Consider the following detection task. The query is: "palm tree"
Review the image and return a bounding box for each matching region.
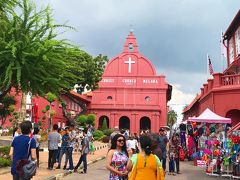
[167,110,178,128]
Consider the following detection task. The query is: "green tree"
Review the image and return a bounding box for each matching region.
[101,118,108,130]
[0,0,108,125]
[0,0,105,100]
[86,114,96,125]
[0,95,16,125]
[75,54,108,93]
[167,110,178,128]
[77,115,87,127]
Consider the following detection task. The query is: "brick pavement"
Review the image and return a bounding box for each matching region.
[0,142,108,180]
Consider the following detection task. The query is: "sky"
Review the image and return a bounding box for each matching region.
[35,0,239,122]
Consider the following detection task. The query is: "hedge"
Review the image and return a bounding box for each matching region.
[0,157,11,167]
[0,146,10,155]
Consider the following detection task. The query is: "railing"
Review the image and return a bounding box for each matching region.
[220,74,240,86]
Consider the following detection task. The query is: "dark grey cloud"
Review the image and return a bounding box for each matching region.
[36,0,239,95]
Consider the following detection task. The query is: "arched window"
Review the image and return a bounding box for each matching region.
[145,96,151,102]
[128,43,134,52]
[107,96,112,100]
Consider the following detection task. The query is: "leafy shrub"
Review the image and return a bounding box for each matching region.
[102,136,110,143]
[93,130,104,140]
[77,115,87,126]
[45,105,50,111]
[86,114,96,125]
[0,146,10,155]
[0,158,11,167]
[103,129,114,136]
[46,92,57,103]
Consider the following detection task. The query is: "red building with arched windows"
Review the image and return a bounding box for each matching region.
[88,31,172,133]
[183,10,240,129]
[1,32,171,133]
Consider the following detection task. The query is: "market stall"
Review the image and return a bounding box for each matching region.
[186,108,240,178]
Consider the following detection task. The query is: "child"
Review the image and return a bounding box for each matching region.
[169,146,176,175]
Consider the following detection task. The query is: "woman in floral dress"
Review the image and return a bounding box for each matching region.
[106,134,129,180]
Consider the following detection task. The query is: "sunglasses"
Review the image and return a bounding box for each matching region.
[117,139,125,142]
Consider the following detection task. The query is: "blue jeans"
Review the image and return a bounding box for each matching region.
[169,159,175,172]
[58,147,73,169]
[75,153,87,172]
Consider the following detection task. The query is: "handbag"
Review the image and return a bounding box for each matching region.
[16,138,37,179]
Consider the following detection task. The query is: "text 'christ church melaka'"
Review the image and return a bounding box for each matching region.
[88,31,172,133]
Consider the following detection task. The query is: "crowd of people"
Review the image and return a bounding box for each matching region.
[8,121,95,179]
[48,124,94,173]
[106,127,182,180]
[8,121,182,180]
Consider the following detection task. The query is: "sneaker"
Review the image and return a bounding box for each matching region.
[68,169,74,173]
[63,166,66,170]
[56,166,61,169]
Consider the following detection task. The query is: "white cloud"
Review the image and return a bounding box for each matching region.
[168,84,195,124]
[168,84,195,106]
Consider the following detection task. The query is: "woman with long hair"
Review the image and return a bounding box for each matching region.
[127,135,164,180]
[106,134,129,180]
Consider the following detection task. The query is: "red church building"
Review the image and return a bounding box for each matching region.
[183,10,240,129]
[88,31,172,133]
[1,32,171,133]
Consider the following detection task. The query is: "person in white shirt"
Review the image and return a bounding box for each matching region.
[126,135,138,156]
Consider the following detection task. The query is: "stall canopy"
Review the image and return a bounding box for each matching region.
[188,108,231,124]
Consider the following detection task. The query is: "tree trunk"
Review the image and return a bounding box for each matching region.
[19,92,27,123]
[48,103,52,132]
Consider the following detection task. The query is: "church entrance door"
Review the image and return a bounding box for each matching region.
[98,115,109,129]
[140,116,151,131]
[119,116,130,130]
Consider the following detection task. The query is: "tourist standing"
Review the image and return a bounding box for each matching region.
[57,127,70,169]
[9,121,37,180]
[109,126,120,148]
[106,134,129,180]
[74,128,90,173]
[149,133,162,161]
[67,124,75,171]
[126,135,138,156]
[168,145,176,175]
[127,135,164,180]
[56,128,62,164]
[158,128,169,171]
[170,134,181,174]
[48,124,61,170]
[33,127,41,167]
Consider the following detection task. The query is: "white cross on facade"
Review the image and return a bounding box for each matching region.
[124,57,135,73]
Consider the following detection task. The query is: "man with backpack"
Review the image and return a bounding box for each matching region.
[9,121,37,180]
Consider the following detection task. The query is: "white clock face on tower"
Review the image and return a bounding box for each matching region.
[124,57,135,73]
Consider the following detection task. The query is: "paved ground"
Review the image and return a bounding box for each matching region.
[64,160,215,180]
